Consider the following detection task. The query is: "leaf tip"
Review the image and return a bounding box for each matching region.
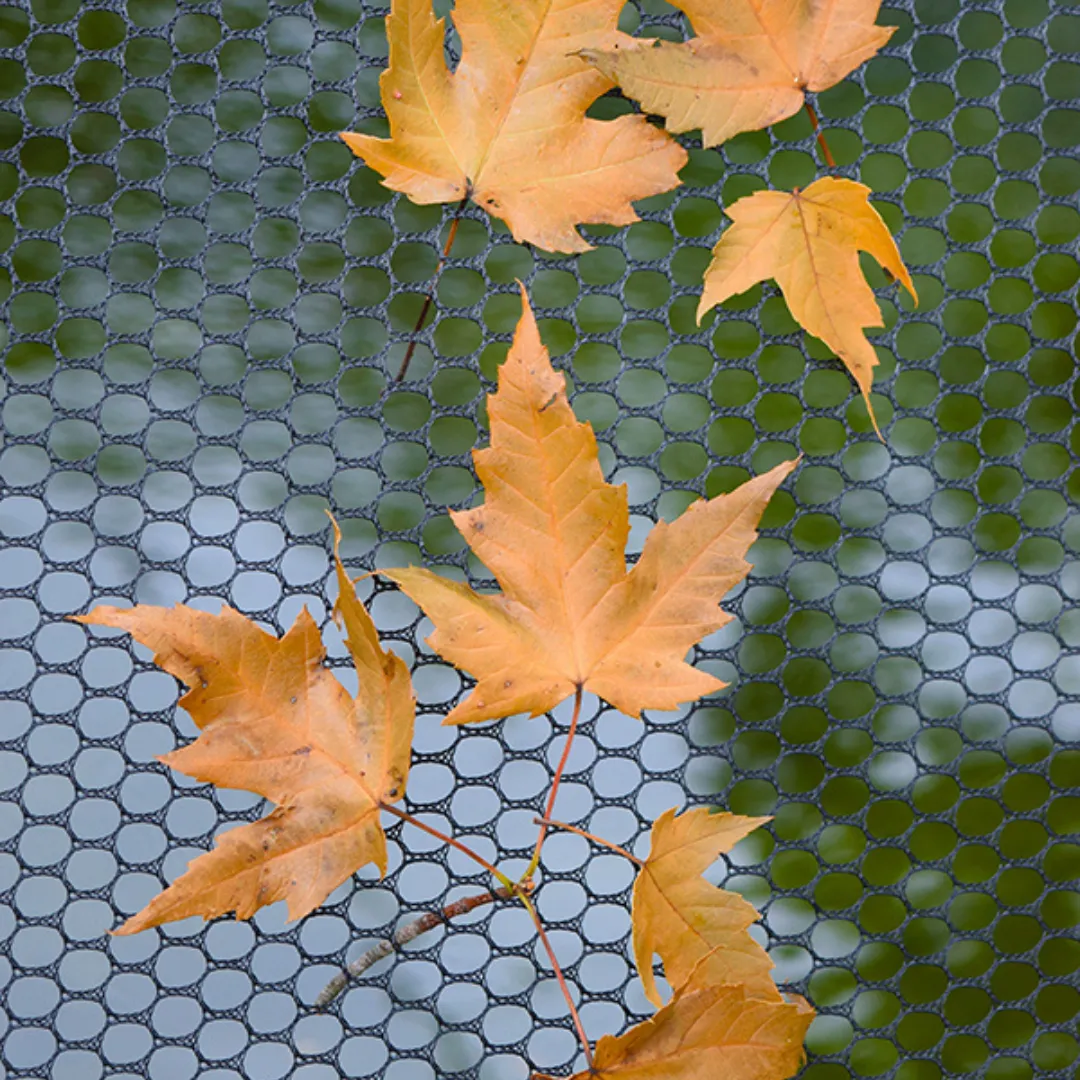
[514,278,532,314]
[338,130,364,157]
[326,508,342,543]
[111,913,146,937]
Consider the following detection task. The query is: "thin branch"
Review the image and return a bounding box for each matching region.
[533,816,644,867]
[317,886,523,1006]
[520,892,594,1072]
[395,194,469,383]
[803,101,836,169]
[526,684,584,878]
[381,802,513,889]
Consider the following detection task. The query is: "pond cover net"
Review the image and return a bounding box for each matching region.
[0,0,1079,1078]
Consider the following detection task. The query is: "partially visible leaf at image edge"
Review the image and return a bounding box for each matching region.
[385,284,798,725]
[698,177,917,436]
[580,0,893,148]
[74,528,414,933]
[340,0,687,253]
[536,981,814,1080]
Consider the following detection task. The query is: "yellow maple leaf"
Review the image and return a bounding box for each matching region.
[697,177,916,436]
[339,0,687,253]
[633,807,778,1009]
[74,527,414,933]
[580,0,893,148]
[536,982,814,1080]
[384,285,797,725]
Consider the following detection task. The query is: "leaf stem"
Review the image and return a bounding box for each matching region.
[381,802,513,890]
[525,685,584,878]
[804,101,836,169]
[316,885,523,1006]
[395,194,469,383]
[533,816,644,867]
[520,891,594,1072]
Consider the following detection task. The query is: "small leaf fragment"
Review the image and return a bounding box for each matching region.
[536,982,814,1080]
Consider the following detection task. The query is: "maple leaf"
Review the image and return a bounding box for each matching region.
[384,285,797,725]
[74,528,414,933]
[535,982,814,1080]
[579,0,893,148]
[339,0,687,253]
[697,177,916,436]
[633,807,778,1009]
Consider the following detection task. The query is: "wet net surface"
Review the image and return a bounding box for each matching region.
[1,0,1079,1077]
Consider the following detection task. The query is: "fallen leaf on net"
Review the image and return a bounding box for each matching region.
[383,284,797,726]
[535,981,814,1080]
[339,0,687,253]
[633,807,778,1009]
[697,177,917,436]
[74,525,414,933]
[579,0,893,148]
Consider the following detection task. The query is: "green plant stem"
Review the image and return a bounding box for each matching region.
[395,194,469,383]
[525,685,584,879]
[381,802,513,890]
[520,891,594,1072]
[804,101,836,168]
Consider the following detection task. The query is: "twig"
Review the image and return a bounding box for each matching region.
[380,802,513,890]
[803,101,836,169]
[533,816,644,867]
[526,685,584,878]
[520,891,594,1071]
[395,194,469,383]
[316,886,523,1006]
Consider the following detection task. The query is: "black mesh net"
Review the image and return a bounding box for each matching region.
[1,0,1079,1077]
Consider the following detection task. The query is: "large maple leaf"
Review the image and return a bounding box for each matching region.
[580,0,894,148]
[536,982,814,1080]
[75,530,414,932]
[633,808,778,1009]
[697,177,916,435]
[384,285,797,725]
[339,0,687,253]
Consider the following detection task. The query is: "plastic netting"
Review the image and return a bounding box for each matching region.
[1,0,1079,1077]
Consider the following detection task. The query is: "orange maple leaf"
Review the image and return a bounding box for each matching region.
[384,285,797,725]
[580,0,893,148]
[633,807,777,1009]
[340,0,687,253]
[75,528,414,933]
[697,177,917,436]
[536,982,814,1080]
